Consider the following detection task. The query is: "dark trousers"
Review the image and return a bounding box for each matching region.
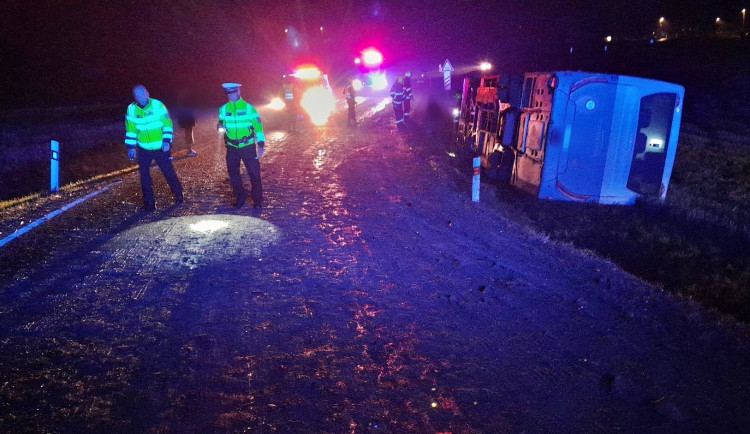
[403,98,411,117]
[347,101,356,125]
[183,126,195,151]
[393,102,404,125]
[285,104,297,131]
[137,147,183,208]
[226,145,262,206]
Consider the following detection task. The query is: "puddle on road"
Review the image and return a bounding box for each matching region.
[314,149,327,171]
[360,97,392,119]
[266,131,287,143]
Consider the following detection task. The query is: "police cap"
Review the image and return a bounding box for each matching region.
[221,83,242,93]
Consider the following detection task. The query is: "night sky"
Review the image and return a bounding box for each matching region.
[0,0,746,107]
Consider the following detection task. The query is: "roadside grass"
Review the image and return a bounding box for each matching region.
[0,104,134,201]
[490,111,750,322]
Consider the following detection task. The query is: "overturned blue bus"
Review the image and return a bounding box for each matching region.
[458,71,685,204]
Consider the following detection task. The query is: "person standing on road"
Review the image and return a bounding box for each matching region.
[217,83,266,209]
[403,71,413,122]
[125,85,183,211]
[281,75,299,133]
[343,79,357,127]
[176,88,198,157]
[390,76,406,130]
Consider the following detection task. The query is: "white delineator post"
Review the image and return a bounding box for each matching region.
[439,59,454,91]
[50,140,60,192]
[472,157,481,202]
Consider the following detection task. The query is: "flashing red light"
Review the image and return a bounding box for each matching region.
[361,48,383,67]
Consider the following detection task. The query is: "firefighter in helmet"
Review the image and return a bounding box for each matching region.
[281,74,300,132]
[217,83,266,209]
[390,76,406,130]
[403,71,413,122]
[343,79,357,127]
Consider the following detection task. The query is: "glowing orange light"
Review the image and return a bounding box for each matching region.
[294,66,322,80]
[268,97,285,110]
[301,86,336,126]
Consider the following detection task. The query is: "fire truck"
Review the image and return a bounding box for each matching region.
[457,71,685,205]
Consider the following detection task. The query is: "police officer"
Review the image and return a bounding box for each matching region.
[403,71,413,122]
[125,85,183,211]
[217,83,266,208]
[390,76,405,130]
[281,75,299,132]
[343,79,357,127]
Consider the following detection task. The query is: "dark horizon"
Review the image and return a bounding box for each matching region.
[0,0,747,108]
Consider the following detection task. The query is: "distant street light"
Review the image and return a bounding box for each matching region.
[716,17,721,24]
[480,61,492,72]
[605,35,612,42]
[743,9,746,26]
[659,17,665,25]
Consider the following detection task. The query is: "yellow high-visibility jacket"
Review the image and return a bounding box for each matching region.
[124,98,173,151]
[218,98,265,148]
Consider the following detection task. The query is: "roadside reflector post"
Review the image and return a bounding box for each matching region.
[51,140,60,193]
[439,59,454,92]
[472,157,481,202]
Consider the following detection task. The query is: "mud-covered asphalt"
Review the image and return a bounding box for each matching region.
[1,93,749,433]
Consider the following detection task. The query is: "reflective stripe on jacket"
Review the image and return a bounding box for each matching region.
[218,98,265,148]
[344,85,356,102]
[390,82,405,104]
[125,98,173,151]
[403,76,413,100]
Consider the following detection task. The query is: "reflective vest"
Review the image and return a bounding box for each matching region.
[282,83,296,101]
[218,98,266,148]
[390,82,405,104]
[124,98,173,151]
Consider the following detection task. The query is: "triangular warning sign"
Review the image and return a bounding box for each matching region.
[440,59,454,72]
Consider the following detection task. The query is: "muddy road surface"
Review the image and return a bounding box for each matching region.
[1,94,749,433]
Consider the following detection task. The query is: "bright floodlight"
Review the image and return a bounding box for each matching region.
[352,79,364,91]
[354,57,361,65]
[268,97,285,110]
[480,62,492,71]
[716,17,721,23]
[606,35,612,42]
[659,17,665,24]
[189,219,229,234]
[362,48,383,67]
[301,86,336,126]
[294,66,321,80]
[452,108,460,117]
[370,72,388,90]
